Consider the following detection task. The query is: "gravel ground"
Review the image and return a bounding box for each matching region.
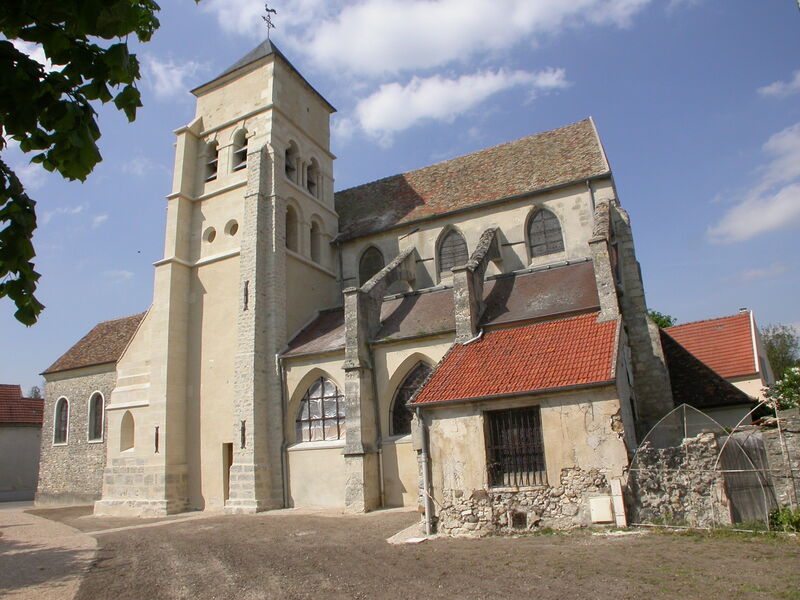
[22,507,800,600]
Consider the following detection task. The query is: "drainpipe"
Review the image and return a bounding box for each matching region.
[416,405,433,536]
[278,355,289,509]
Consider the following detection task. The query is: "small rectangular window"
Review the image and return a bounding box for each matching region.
[485,407,546,487]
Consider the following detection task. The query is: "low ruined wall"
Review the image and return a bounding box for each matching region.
[626,432,731,527]
[437,468,610,536]
[763,410,800,510]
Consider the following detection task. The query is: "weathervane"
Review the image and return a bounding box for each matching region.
[263,4,277,39]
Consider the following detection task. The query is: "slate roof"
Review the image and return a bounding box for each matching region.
[660,331,753,408]
[192,40,335,112]
[0,384,43,425]
[334,118,609,241]
[666,312,757,379]
[43,313,146,375]
[412,312,618,405]
[283,262,600,357]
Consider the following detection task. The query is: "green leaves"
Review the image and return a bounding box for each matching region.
[0,0,165,324]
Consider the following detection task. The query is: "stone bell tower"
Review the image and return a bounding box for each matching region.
[96,41,338,516]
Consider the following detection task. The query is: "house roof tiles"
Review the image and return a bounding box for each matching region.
[666,312,756,379]
[0,384,43,425]
[43,313,146,375]
[412,312,618,405]
[334,119,609,241]
[660,331,753,408]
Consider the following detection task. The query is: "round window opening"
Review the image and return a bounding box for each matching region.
[225,220,239,237]
[203,227,217,243]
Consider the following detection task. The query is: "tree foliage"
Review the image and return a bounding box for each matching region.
[761,324,800,379]
[648,310,677,329]
[27,385,42,398]
[0,1,163,325]
[765,366,800,411]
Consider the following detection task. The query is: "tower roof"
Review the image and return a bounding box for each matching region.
[192,39,335,112]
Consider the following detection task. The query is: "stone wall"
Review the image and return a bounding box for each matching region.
[436,468,610,536]
[763,410,800,510]
[36,368,115,506]
[626,432,732,528]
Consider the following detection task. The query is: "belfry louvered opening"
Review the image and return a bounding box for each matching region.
[485,406,547,487]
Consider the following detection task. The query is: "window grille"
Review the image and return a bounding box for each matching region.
[285,145,297,181]
[88,393,103,441]
[359,247,385,285]
[528,209,564,258]
[438,230,468,276]
[391,362,432,435]
[205,142,218,181]
[295,378,346,442]
[54,398,68,444]
[485,407,546,487]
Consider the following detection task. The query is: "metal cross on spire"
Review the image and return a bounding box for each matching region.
[262,4,277,39]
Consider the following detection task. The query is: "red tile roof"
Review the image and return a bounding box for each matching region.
[43,313,146,375]
[413,312,618,405]
[660,332,752,408]
[334,119,609,241]
[0,384,44,425]
[666,312,756,379]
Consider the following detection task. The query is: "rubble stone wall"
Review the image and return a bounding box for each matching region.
[436,468,610,536]
[626,432,732,527]
[763,410,800,510]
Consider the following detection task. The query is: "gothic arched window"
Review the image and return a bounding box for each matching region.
[528,208,564,258]
[54,397,68,444]
[285,205,299,252]
[391,362,432,436]
[295,378,346,442]
[438,229,468,277]
[232,129,247,171]
[359,246,385,285]
[88,392,104,442]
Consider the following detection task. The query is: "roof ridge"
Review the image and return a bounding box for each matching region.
[334,118,594,196]
[94,311,147,326]
[667,311,750,330]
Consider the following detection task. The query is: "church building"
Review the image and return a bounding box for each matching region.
[36,41,750,533]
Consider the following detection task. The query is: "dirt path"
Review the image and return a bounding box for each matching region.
[0,503,96,600]
[54,509,800,600]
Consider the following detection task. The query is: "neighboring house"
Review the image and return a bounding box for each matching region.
[37,40,755,532]
[666,310,774,401]
[0,384,44,501]
[36,314,144,506]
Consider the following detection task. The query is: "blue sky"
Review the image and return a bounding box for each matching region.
[2,0,799,393]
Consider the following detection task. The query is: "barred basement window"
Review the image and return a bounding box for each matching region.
[485,407,546,487]
[390,362,432,436]
[438,229,468,277]
[295,378,346,442]
[359,246,384,285]
[528,208,564,258]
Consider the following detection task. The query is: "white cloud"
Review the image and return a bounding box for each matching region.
[13,161,48,191]
[740,263,788,282]
[143,56,206,100]
[758,70,800,99]
[92,215,109,229]
[41,203,88,226]
[203,0,650,77]
[102,270,134,284]
[123,157,156,177]
[354,68,567,145]
[709,123,800,243]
